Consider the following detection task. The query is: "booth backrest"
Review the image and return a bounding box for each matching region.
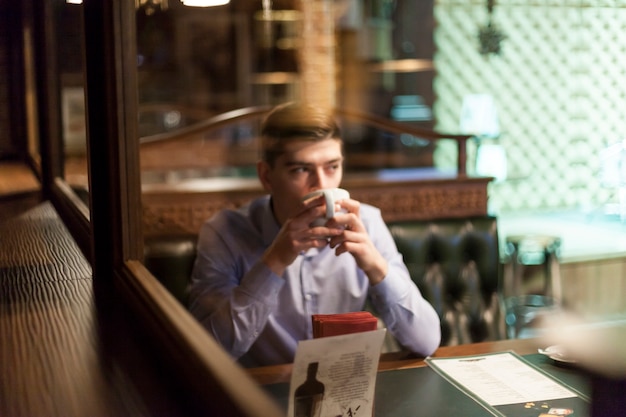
[143,216,504,347]
[388,216,503,345]
[144,234,197,306]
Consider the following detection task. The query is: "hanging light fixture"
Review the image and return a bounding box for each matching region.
[180,0,230,6]
[136,0,168,14]
[478,0,506,55]
[67,0,170,11]
[67,0,228,8]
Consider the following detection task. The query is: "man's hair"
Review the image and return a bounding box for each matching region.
[260,102,342,166]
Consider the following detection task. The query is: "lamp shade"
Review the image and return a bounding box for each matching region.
[460,94,500,138]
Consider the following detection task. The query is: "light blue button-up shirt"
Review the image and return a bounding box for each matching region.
[188,195,441,367]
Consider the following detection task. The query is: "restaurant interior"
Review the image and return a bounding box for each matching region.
[1,0,625,416]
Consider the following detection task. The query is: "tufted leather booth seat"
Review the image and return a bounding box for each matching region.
[143,234,197,306]
[143,215,504,347]
[388,216,503,346]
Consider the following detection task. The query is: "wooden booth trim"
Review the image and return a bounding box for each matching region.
[142,176,491,237]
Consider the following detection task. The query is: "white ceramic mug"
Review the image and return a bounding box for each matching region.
[302,188,350,226]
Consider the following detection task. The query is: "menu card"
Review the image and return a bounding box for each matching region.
[288,328,386,417]
[426,352,590,417]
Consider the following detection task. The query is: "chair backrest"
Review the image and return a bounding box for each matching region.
[388,216,504,346]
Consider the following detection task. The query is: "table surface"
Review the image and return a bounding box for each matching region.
[246,337,542,386]
[248,338,594,417]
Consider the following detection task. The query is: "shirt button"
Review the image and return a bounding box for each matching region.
[304,294,312,301]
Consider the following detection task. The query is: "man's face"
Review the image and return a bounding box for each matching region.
[258,138,343,224]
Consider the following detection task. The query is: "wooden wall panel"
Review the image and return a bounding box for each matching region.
[142,177,491,237]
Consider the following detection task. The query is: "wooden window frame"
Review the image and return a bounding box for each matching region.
[29,1,282,415]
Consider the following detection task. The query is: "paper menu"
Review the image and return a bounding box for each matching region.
[426,352,590,417]
[288,329,386,417]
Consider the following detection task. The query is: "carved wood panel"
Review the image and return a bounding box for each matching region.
[142,178,490,237]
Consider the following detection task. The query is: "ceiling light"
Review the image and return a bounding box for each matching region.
[180,0,230,6]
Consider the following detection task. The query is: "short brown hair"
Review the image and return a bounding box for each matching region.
[260,102,342,166]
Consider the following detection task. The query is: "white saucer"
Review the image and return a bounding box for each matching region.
[538,345,577,364]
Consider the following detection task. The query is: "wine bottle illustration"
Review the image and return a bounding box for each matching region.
[294,361,325,417]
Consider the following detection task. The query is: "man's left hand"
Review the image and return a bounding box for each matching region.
[327,198,388,285]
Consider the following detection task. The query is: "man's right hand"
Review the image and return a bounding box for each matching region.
[261,196,345,276]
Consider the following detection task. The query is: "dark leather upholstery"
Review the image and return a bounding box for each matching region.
[143,234,197,305]
[143,216,504,346]
[388,216,504,345]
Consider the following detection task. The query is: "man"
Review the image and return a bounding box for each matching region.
[188,102,441,367]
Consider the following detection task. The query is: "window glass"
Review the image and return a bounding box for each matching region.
[138,1,625,216]
[23,26,40,167]
[136,1,435,186]
[57,2,89,203]
[137,1,443,302]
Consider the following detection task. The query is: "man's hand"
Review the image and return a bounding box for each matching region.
[327,198,388,285]
[262,195,345,276]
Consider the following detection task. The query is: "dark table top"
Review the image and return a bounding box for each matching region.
[261,352,591,417]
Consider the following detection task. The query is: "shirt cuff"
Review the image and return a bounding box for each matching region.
[239,261,284,303]
[369,273,412,305]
